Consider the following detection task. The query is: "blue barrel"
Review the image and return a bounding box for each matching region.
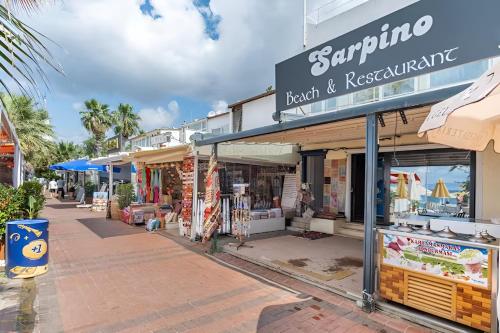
[6,219,49,279]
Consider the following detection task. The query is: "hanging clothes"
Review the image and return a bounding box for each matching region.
[146,167,151,203]
[153,169,160,203]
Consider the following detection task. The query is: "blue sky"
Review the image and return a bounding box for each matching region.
[18,0,305,143]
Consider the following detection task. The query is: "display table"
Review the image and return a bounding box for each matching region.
[378,228,498,332]
[430,218,500,238]
[247,217,285,235]
[127,203,158,224]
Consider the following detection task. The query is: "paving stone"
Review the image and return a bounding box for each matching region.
[24,199,433,333]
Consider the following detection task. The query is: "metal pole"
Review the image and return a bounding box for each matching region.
[303,0,307,49]
[109,163,113,198]
[362,113,378,312]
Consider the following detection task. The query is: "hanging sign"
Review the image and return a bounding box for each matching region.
[275,0,500,113]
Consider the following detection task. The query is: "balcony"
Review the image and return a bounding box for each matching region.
[307,0,369,25]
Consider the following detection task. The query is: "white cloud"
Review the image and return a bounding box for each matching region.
[24,0,303,106]
[72,102,82,111]
[138,100,180,131]
[211,100,228,115]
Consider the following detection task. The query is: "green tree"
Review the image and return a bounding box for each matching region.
[1,94,55,169]
[0,1,62,99]
[55,141,83,162]
[80,99,113,156]
[112,103,141,140]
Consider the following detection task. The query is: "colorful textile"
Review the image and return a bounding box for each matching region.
[146,168,151,202]
[203,154,221,242]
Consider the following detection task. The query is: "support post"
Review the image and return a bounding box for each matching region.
[108,163,113,198]
[213,143,218,160]
[13,144,22,188]
[362,113,378,312]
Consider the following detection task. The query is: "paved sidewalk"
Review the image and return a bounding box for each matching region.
[23,199,432,332]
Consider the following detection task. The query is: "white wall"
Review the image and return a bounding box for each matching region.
[306,0,418,49]
[207,112,230,134]
[476,143,500,220]
[241,94,276,131]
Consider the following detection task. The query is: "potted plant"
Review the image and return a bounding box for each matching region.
[0,184,22,261]
[4,181,49,278]
[84,182,96,205]
[116,183,135,222]
[18,181,46,219]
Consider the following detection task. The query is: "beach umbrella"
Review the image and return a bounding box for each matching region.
[418,62,500,152]
[202,153,221,243]
[431,178,451,199]
[395,173,408,199]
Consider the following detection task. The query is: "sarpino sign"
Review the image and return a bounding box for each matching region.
[275,0,500,113]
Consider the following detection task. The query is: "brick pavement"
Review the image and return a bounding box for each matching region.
[26,199,432,332]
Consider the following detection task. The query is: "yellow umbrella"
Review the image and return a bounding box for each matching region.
[431,178,451,199]
[418,62,500,152]
[395,173,408,199]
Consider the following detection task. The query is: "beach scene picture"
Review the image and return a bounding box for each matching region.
[389,164,471,216]
[383,234,489,287]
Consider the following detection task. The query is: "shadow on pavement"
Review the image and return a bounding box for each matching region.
[77,218,144,239]
[256,296,315,332]
[45,204,79,210]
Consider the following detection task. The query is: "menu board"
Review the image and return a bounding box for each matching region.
[281,174,298,209]
[382,234,489,288]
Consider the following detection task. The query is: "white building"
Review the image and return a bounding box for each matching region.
[128,128,183,150]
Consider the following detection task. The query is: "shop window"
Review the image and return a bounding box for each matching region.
[430,60,489,88]
[353,87,379,104]
[383,78,415,98]
[311,100,323,114]
[389,150,473,220]
[325,96,337,111]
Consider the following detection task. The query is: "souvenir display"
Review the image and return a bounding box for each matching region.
[220,197,231,234]
[181,156,194,235]
[203,154,221,242]
[232,189,250,240]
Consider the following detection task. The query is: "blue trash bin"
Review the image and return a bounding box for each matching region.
[6,219,49,279]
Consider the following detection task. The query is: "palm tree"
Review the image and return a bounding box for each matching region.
[82,137,97,158]
[0,94,55,168]
[0,1,62,99]
[79,99,113,156]
[55,141,83,162]
[112,103,141,139]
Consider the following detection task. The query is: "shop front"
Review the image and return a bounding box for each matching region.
[187,143,299,240]
[0,108,23,187]
[195,0,500,330]
[126,145,189,228]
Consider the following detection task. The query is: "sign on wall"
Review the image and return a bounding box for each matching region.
[275,0,500,113]
[151,133,171,146]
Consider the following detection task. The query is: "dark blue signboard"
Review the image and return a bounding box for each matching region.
[275,0,500,113]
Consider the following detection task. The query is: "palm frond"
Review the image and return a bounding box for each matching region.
[0,2,63,101]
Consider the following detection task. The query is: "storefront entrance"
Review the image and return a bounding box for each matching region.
[350,154,387,224]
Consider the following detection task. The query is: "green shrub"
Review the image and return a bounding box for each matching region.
[18,181,45,219]
[116,183,135,209]
[84,182,97,199]
[0,184,23,236]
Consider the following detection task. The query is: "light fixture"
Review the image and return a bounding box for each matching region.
[399,110,408,124]
[377,114,386,127]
